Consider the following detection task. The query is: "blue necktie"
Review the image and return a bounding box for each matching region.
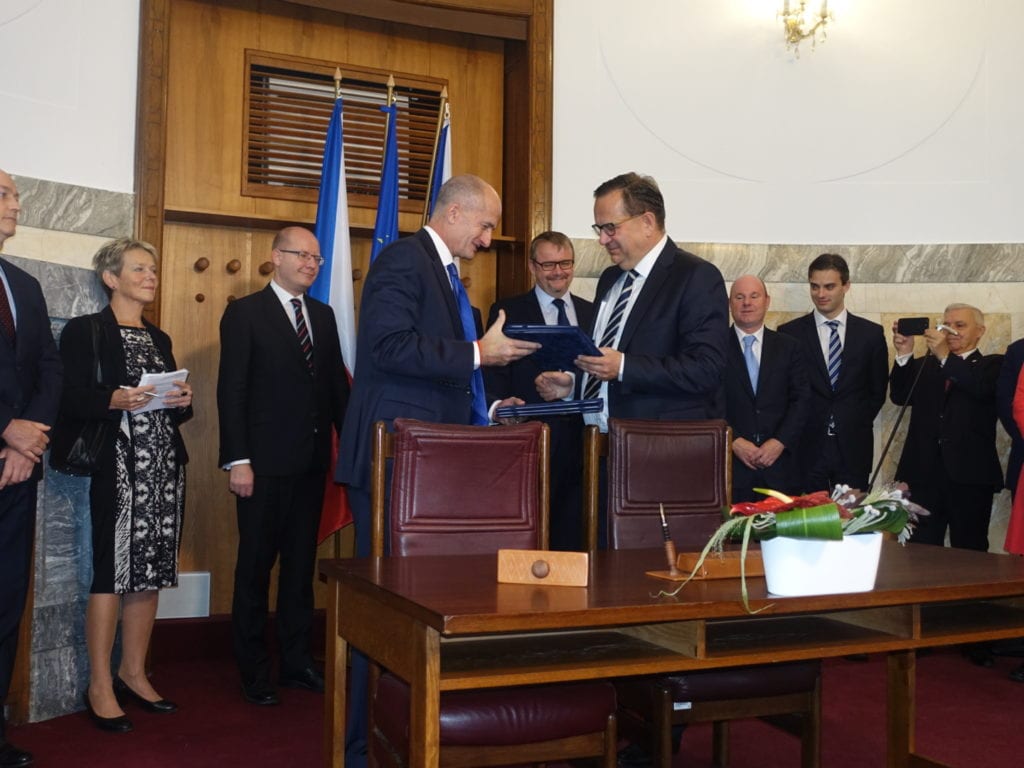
[446,263,488,425]
[825,319,842,391]
[583,269,639,401]
[552,297,570,327]
[743,334,758,392]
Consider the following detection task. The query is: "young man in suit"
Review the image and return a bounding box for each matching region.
[890,304,1003,551]
[336,175,536,767]
[0,168,62,768]
[483,231,594,550]
[778,254,888,493]
[536,172,729,427]
[217,226,350,706]
[724,275,809,502]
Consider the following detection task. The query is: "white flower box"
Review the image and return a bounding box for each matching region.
[760,531,883,596]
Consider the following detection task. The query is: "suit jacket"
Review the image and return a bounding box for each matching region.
[724,326,809,498]
[0,258,62,483]
[336,229,478,489]
[892,350,1004,491]
[483,289,594,405]
[589,238,728,420]
[997,339,1024,493]
[217,283,349,476]
[57,305,192,469]
[777,312,888,488]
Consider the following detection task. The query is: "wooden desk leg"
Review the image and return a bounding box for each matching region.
[887,650,915,768]
[325,579,347,768]
[408,626,441,768]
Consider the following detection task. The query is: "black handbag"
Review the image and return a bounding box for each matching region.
[50,316,114,476]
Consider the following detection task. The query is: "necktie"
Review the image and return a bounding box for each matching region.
[583,269,639,401]
[552,297,570,327]
[743,334,758,392]
[0,282,15,345]
[825,319,841,391]
[446,263,489,426]
[291,298,314,375]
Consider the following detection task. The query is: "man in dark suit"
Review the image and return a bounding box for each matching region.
[536,172,728,427]
[483,231,594,550]
[724,275,809,502]
[0,168,62,768]
[890,304,1003,551]
[778,254,888,493]
[217,226,349,706]
[336,175,536,767]
[997,337,1024,505]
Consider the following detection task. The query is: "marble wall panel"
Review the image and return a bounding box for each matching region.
[12,176,134,239]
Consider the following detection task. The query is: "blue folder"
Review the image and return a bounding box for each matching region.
[494,398,604,420]
[503,323,601,371]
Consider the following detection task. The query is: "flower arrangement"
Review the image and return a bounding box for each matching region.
[656,484,928,610]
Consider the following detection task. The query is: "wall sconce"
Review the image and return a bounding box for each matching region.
[779,1,833,55]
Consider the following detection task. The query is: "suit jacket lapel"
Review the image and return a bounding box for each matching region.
[527,292,547,324]
[262,285,308,371]
[419,229,464,338]
[618,240,678,351]
[800,314,830,388]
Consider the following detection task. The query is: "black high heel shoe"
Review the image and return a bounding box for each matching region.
[84,689,133,733]
[114,675,178,714]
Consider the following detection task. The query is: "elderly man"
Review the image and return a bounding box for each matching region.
[778,253,888,493]
[890,304,1003,551]
[0,168,62,768]
[484,231,594,550]
[217,226,350,705]
[724,275,809,502]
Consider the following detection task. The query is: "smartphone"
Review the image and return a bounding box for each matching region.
[896,317,929,336]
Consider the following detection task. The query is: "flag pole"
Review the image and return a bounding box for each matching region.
[422,86,449,226]
[333,66,342,100]
[381,73,396,156]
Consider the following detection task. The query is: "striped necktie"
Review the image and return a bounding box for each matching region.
[291,298,314,375]
[825,319,841,391]
[583,269,639,401]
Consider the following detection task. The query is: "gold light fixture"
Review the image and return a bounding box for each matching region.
[779,1,833,55]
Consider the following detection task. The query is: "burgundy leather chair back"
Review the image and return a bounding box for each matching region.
[608,418,731,551]
[385,418,549,556]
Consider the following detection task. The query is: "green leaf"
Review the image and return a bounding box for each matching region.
[773,503,845,540]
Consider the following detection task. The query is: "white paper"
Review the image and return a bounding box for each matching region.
[136,369,189,413]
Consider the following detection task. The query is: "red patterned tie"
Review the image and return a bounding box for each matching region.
[0,282,15,345]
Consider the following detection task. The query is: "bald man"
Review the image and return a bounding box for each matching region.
[724,275,809,502]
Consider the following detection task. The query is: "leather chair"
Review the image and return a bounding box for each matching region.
[583,418,821,768]
[368,418,617,768]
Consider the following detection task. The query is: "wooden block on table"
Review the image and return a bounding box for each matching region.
[676,550,764,579]
[497,549,589,587]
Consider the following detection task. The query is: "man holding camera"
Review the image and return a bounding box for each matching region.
[890,304,1003,551]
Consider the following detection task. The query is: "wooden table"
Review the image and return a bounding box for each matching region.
[321,544,1024,768]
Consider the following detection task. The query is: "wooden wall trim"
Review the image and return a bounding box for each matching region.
[278,0,530,40]
[135,0,171,324]
[528,0,553,241]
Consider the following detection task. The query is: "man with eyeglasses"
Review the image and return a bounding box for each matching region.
[537,172,728,430]
[483,231,594,550]
[217,225,350,707]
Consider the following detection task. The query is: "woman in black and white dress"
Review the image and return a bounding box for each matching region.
[58,237,192,732]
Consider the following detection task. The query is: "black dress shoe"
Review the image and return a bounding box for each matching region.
[279,666,325,693]
[83,690,133,733]
[242,681,280,706]
[0,741,34,768]
[113,675,178,713]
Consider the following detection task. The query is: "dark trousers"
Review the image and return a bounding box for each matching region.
[547,416,586,551]
[0,481,37,737]
[231,471,324,685]
[908,472,995,552]
[805,435,868,493]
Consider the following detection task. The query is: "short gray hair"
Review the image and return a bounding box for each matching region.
[93,237,158,296]
[944,303,984,325]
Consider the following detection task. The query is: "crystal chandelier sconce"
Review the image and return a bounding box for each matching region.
[779,0,833,55]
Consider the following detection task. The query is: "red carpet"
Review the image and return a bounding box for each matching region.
[8,649,1022,767]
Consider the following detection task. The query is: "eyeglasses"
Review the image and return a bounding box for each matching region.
[278,249,325,266]
[591,214,642,237]
[531,259,575,272]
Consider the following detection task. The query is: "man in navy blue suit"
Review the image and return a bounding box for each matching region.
[724,275,809,502]
[778,254,888,493]
[484,231,594,549]
[336,174,536,766]
[0,168,62,768]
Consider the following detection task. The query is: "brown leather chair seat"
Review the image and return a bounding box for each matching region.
[374,673,617,749]
[633,660,820,703]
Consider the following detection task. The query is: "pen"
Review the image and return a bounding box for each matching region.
[119,386,160,397]
[936,324,961,337]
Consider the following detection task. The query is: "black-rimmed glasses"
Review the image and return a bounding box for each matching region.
[591,214,641,237]
[531,259,575,272]
[278,249,325,266]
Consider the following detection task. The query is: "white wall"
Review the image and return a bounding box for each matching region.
[553,0,1024,244]
[0,0,139,192]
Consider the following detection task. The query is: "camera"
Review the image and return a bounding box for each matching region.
[896,317,929,336]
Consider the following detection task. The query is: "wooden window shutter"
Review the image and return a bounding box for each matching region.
[243,50,446,212]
